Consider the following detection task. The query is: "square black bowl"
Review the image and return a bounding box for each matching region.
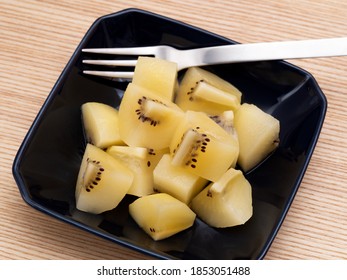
[12,8,327,259]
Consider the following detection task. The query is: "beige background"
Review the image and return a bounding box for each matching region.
[1,0,346,259]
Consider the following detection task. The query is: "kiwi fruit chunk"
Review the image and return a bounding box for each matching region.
[170,111,239,181]
[75,144,133,214]
[153,154,208,204]
[118,83,184,149]
[129,193,196,241]
[106,145,155,197]
[234,103,280,172]
[132,56,178,101]
[191,168,253,228]
[81,102,125,149]
[175,67,242,115]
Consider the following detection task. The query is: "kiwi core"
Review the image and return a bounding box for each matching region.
[136,96,168,127]
[172,128,210,168]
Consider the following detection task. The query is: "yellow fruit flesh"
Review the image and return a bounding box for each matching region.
[191,168,252,228]
[106,146,154,197]
[234,103,280,172]
[129,193,196,241]
[75,144,133,214]
[170,111,239,181]
[153,154,208,204]
[209,110,237,138]
[82,102,124,148]
[147,147,169,168]
[118,83,184,149]
[179,80,240,114]
[175,67,242,114]
[132,56,177,101]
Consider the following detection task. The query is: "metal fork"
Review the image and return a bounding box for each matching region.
[82,37,347,79]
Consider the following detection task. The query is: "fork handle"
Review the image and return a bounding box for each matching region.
[187,37,347,67]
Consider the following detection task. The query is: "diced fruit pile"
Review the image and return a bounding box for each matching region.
[75,56,280,241]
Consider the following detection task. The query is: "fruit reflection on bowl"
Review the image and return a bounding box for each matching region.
[12,8,327,259]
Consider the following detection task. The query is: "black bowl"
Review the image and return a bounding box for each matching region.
[12,8,327,259]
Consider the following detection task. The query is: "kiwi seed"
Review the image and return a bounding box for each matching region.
[149,228,156,233]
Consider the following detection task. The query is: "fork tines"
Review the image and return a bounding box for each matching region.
[82,48,143,79]
[82,59,137,78]
[83,59,137,67]
[82,70,135,79]
[81,46,161,79]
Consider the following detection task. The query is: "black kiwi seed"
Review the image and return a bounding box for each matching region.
[148,148,156,155]
[149,228,156,232]
[190,164,196,168]
[150,120,159,126]
[147,161,151,167]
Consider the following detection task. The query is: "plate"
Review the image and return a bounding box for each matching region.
[12,8,327,259]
